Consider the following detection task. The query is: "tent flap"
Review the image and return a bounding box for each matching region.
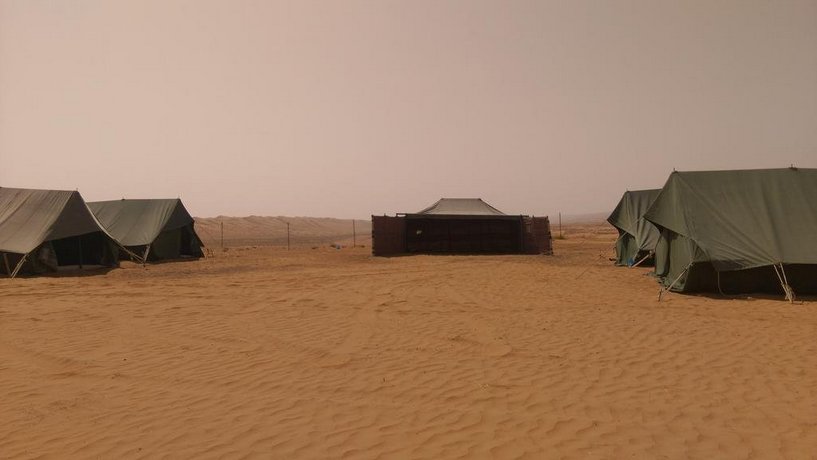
[608,189,661,265]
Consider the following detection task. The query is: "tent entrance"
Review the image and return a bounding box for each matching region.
[124,226,204,262]
[50,232,113,268]
[4,232,117,276]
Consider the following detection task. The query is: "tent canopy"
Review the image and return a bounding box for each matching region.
[608,189,661,264]
[0,187,107,255]
[88,198,196,247]
[403,198,516,219]
[644,168,817,272]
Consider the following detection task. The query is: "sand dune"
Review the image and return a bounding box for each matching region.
[1,224,816,458]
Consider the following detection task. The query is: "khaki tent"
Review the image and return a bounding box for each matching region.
[372,198,552,256]
[607,189,661,266]
[0,187,119,277]
[88,199,204,262]
[644,168,817,297]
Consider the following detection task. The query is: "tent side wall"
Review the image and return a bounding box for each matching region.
[121,224,205,261]
[614,230,638,266]
[655,228,817,294]
[613,230,655,267]
[522,216,553,255]
[373,210,552,257]
[654,228,700,291]
[405,217,522,254]
[3,231,119,275]
[372,216,406,256]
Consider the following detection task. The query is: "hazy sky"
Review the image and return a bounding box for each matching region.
[1,1,816,218]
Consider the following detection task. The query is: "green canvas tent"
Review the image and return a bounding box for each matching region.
[0,187,120,277]
[607,189,661,266]
[88,199,204,262]
[644,168,817,297]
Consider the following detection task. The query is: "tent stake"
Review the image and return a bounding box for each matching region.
[630,251,653,268]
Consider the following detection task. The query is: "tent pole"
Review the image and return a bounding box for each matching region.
[779,264,794,303]
[142,244,151,267]
[630,251,653,268]
[10,254,28,279]
[773,263,795,304]
[3,253,10,277]
[658,262,692,302]
[117,244,142,264]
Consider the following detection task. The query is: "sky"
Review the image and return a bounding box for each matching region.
[1,0,816,219]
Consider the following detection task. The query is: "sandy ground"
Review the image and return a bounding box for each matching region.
[2,225,817,459]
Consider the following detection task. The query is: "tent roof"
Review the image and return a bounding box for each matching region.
[88,198,195,247]
[408,198,507,216]
[607,189,661,251]
[643,168,817,271]
[0,187,108,255]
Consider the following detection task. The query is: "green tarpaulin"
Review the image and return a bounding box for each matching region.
[88,199,204,261]
[0,187,119,276]
[644,168,817,294]
[607,189,661,266]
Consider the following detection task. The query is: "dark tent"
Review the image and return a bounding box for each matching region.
[88,199,204,262]
[372,198,552,256]
[0,187,119,277]
[607,189,661,266]
[644,168,817,298]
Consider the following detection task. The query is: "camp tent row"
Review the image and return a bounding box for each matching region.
[610,167,817,298]
[0,187,203,278]
[372,198,552,256]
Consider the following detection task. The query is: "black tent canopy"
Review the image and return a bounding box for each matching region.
[88,199,204,262]
[0,187,119,277]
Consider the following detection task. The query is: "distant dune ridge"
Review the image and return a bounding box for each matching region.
[195,216,372,248]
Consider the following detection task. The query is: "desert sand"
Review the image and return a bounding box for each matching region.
[1,222,816,459]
